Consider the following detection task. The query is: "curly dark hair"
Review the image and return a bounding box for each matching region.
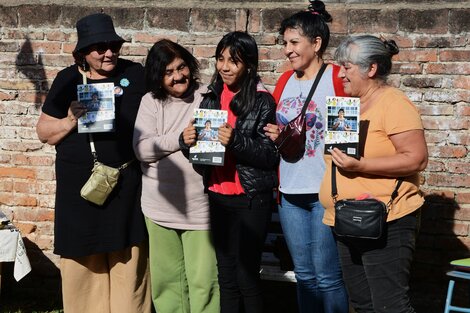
[145,39,200,100]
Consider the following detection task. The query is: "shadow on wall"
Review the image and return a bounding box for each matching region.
[411,193,469,313]
[16,36,49,109]
[0,238,62,312]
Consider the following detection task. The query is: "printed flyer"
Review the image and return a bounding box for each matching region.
[189,108,228,166]
[324,96,360,158]
[77,83,115,133]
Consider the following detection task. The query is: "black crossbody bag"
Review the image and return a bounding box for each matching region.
[332,163,403,239]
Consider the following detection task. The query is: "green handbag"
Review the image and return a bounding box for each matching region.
[80,134,133,205]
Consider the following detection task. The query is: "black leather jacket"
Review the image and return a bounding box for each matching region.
[181,82,279,198]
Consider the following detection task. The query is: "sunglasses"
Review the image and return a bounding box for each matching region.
[89,42,123,54]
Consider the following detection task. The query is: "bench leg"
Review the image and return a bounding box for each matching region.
[445,279,455,313]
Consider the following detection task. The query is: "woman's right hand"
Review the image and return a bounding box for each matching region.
[67,101,86,124]
[264,123,280,142]
[182,119,197,146]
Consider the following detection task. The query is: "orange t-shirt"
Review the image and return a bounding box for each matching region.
[320,87,425,225]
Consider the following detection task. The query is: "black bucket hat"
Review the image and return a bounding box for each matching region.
[74,13,126,53]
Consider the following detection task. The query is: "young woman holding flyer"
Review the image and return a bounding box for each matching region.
[181,31,279,313]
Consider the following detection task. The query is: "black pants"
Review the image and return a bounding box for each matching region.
[208,191,272,313]
[337,211,420,313]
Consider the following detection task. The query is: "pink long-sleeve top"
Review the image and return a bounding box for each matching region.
[133,84,210,230]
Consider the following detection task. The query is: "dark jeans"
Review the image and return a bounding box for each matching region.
[337,211,420,313]
[208,191,272,313]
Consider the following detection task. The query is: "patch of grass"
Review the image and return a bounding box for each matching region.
[0,287,63,313]
[0,263,63,313]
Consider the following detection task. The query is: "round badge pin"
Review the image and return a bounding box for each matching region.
[114,86,124,97]
[120,78,130,87]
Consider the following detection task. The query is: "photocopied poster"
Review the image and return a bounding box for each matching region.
[189,108,228,166]
[77,83,115,133]
[324,96,360,158]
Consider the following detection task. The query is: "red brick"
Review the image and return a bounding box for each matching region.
[422,118,468,131]
[32,235,54,250]
[35,168,55,181]
[452,76,470,89]
[193,46,217,58]
[447,162,470,174]
[121,45,149,57]
[3,141,43,152]
[16,222,37,234]
[417,104,453,116]
[13,181,40,194]
[20,42,62,55]
[276,60,293,74]
[415,36,466,48]
[392,63,422,75]
[0,91,17,101]
[440,50,470,62]
[426,63,470,75]
[425,160,446,172]
[402,76,443,88]
[422,189,456,200]
[427,146,467,158]
[399,9,448,34]
[134,33,177,44]
[0,79,36,90]
[456,193,470,205]
[178,35,223,46]
[191,9,235,33]
[262,8,297,33]
[395,50,438,62]
[449,9,470,34]
[45,31,72,42]
[252,34,277,46]
[18,5,61,28]
[0,168,36,179]
[427,173,470,188]
[423,90,466,103]
[329,9,348,34]
[248,9,261,33]
[456,104,470,116]
[0,181,13,192]
[235,9,248,32]
[259,46,285,61]
[14,207,53,222]
[448,132,470,146]
[17,91,48,104]
[349,9,398,33]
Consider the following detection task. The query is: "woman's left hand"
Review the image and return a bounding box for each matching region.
[263,123,280,142]
[218,123,234,146]
[330,147,361,172]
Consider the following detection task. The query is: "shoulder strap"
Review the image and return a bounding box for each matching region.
[300,63,327,116]
[331,162,403,209]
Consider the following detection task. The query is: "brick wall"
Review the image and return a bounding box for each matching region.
[0,1,469,311]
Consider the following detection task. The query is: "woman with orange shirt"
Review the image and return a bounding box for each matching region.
[319,35,428,313]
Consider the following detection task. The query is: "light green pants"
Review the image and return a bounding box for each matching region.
[145,218,220,313]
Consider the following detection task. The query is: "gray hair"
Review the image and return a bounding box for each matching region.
[334,35,399,81]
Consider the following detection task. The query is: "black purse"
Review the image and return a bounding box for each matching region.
[331,163,403,239]
[274,63,327,163]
